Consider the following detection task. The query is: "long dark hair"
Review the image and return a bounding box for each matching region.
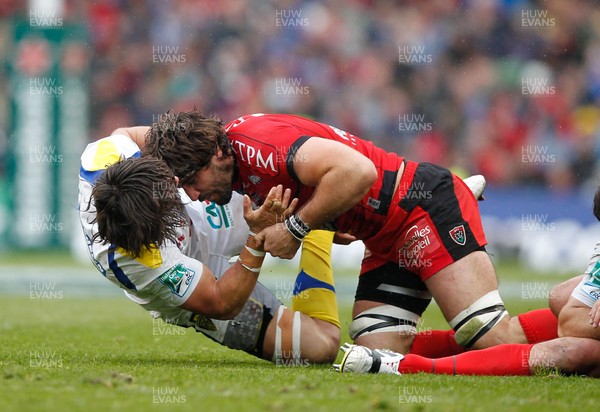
[143,110,232,185]
[91,157,184,258]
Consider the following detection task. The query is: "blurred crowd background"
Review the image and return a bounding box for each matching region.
[0,0,598,271]
[1,0,600,190]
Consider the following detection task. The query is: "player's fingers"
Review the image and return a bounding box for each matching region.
[275,184,283,200]
[254,229,266,243]
[591,303,600,328]
[242,194,252,218]
[280,188,292,209]
[283,198,299,216]
[270,185,284,211]
[333,232,357,245]
[252,233,265,249]
[263,186,277,208]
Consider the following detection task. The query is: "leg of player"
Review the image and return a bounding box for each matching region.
[261,230,340,364]
[337,336,600,377]
[557,273,600,339]
[558,297,600,339]
[549,275,583,316]
[261,307,339,365]
[408,306,558,358]
[409,267,572,358]
[336,342,532,376]
[529,337,600,376]
[351,261,433,354]
[425,250,558,349]
[409,275,563,358]
[351,251,557,355]
[351,300,418,354]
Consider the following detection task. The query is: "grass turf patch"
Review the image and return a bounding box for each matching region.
[0,295,592,412]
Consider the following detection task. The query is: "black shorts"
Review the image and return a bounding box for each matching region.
[362,161,488,281]
[355,262,433,317]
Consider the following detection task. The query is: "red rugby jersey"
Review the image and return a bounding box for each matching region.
[225,113,403,240]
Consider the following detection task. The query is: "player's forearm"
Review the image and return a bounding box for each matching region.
[296,163,376,229]
[211,236,265,319]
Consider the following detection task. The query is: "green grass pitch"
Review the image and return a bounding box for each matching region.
[0,255,592,411]
[0,289,594,412]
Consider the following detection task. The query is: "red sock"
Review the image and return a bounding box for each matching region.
[401,344,534,376]
[518,308,558,343]
[409,330,466,357]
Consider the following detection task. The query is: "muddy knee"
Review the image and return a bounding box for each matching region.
[449,291,509,348]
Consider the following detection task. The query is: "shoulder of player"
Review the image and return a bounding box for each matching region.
[80,134,141,184]
[109,240,197,287]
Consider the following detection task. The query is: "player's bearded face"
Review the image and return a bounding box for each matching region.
[182,156,234,205]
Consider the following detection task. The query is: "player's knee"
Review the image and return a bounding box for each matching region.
[355,332,415,354]
[449,290,511,348]
[304,321,340,364]
[350,304,420,353]
[548,285,564,317]
[271,308,340,365]
[462,314,526,350]
[557,318,572,338]
[322,324,341,360]
[557,309,579,338]
[350,304,417,353]
[549,280,577,317]
[556,305,597,339]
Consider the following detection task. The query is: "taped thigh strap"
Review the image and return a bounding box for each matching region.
[350,304,420,340]
[449,290,508,348]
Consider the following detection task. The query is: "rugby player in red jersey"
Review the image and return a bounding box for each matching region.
[335,187,600,377]
[144,111,561,374]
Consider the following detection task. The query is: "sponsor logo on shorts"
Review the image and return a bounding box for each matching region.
[190,313,217,331]
[587,288,600,301]
[367,197,381,210]
[157,264,195,297]
[449,225,466,246]
[399,222,436,268]
[589,260,600,287]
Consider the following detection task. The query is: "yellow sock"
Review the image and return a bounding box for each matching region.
[291,230,340,328]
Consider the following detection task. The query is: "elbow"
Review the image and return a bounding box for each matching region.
[210,301,244,320]
[354,159,377,194]
[187,296,243,320]
[365,161,378,186]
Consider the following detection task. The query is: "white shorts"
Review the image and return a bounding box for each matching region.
[571,243,600,308]
[571,273,600,308]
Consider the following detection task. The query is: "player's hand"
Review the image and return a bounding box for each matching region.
[255,223,301,259]
[243,185,298,234]
[333,232,357,245]
[590,299,600,328]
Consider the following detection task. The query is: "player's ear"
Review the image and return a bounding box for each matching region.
[174,176,180,186]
